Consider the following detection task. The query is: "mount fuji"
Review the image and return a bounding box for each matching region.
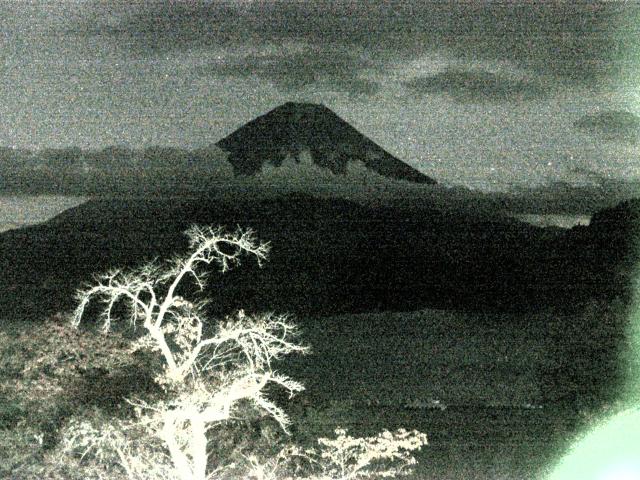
[216,102,436,185]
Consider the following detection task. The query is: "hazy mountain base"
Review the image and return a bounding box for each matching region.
[2,145,638,215]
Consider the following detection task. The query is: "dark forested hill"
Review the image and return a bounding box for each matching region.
[1,193,636,321]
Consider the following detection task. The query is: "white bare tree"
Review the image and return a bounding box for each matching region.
[59,225,428,480]
[65,225,309,480]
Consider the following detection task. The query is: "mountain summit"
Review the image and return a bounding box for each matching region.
[216,102,436,184]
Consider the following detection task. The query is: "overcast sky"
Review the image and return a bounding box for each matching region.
[1,1,639,191]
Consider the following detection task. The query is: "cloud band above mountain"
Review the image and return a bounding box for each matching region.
[403,68,547,103]
[78,0,639,91]
[194,45,379,96]
[575,111,640,144]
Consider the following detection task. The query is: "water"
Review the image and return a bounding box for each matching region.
[509,213,592,229]
[0,195,87,233]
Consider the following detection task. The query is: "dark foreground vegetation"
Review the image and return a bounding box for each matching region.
[0,281,631,478]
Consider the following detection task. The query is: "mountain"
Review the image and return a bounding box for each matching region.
[216,102,436,184]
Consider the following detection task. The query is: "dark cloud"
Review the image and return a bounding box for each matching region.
[333,78,379,97]
[79,2,401,52]
[403,68,546,103]
[574,110,640,144]
[195,46,379,96]
[567,166,609,187]
[437,2,639,87]
[78,1,640,87]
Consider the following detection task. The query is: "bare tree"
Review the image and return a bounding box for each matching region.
[60,225,427,480]
[65,226,308,480]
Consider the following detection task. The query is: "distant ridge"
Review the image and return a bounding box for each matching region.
[216,102,436,184]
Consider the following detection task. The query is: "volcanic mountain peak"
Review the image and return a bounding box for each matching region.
[216,102,436,184]
[277,101,332,114]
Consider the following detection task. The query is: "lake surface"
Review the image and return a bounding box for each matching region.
[0,195,87,233]
[509,213,592,229]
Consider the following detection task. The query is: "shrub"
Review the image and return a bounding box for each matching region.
[0,311,158,466]
[281,427,428,480]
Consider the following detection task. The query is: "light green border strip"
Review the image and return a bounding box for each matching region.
[548,200,640,479]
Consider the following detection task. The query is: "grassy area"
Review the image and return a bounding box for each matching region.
[0,299,627,479]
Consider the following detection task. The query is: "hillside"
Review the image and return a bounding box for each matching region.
[0,193,635,321]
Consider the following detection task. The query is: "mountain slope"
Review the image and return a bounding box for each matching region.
[216,102,436,184]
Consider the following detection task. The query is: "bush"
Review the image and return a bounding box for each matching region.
[0,311,161,465]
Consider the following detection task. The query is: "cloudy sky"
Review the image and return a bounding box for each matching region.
[1,0,639,191]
